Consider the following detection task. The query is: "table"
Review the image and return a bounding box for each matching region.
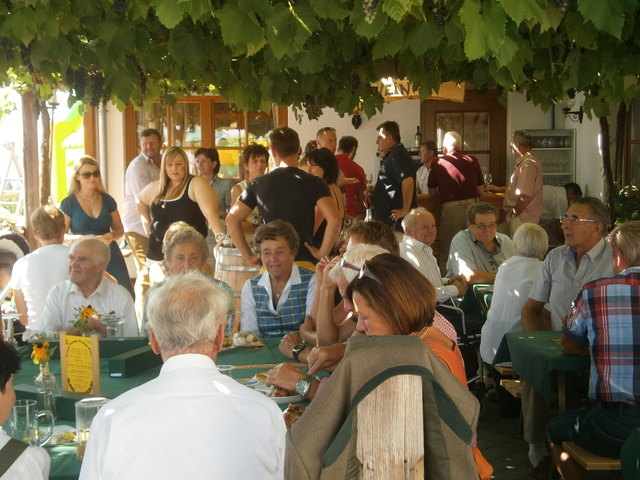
[9,338,296,480]
[493,330,589,412]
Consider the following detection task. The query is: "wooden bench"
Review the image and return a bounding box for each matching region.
[494,365,517,377]
[500,379,522,398]
[562,441,621,471]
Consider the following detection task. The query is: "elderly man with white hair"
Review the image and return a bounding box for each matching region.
[400,207,467,303]
[79,272,286,480]
[427,131,484,273]
[41,236,137,336]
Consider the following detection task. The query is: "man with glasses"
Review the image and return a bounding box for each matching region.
[520,197,614,478]
[446,202,515,284]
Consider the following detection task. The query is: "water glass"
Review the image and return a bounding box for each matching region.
[217,365,235,377]
[75,397,109,461]
[6,399,54,446]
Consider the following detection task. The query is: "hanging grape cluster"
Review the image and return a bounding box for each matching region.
[362,0,378,25]
[555,0,569,14]
[432,2,447,27]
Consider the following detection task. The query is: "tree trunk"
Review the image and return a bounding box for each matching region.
[613,103,627,184]
[599,115,615,226]
[39,101,51,205]
[21,91,39,249]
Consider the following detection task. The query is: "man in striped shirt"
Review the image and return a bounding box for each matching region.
[548,220,640,479]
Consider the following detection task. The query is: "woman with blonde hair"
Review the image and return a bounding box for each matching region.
[137,146,225,263]
[60,156,133,296]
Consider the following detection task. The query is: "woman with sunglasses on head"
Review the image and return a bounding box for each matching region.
[60,156,133,296]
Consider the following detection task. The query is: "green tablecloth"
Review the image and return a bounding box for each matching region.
[10,338,292,480]
[493,330,589,404]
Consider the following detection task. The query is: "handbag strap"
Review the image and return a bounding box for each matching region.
[0,438,29,476]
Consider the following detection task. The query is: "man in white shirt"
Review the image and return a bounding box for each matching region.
[79,272,286,480]
[0,342,50,479]
[399,207,467,302]
[11,205,68,335]
[123,128,162,323]
[416,141,437,194]
[539,182,582,246]
[41,237,137,336]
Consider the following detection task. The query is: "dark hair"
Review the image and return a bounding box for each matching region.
[241,144,269,165]
[268,127,301,158]
[194,148,221,175]
[338,136,358,154]
[254,220,300,256]
[466,202,499,224]
[140,128,162,142]
[376,121,401,143]
[345,254,436,334]
[564,182,583,198]
[347,220,400,256]
[421,140,437,153]
[306,148,340,184]
[0,341,20,393]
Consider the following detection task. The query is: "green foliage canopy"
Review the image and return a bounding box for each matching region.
[0,0,639,118]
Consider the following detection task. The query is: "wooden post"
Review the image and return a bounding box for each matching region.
[356,375,424,479]
[39,101,51,206]
[21,91,40,249]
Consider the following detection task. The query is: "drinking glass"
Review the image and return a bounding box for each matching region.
[101,313,125,338]
[75,397,109,461]
[217,365,235,377]
[7,399,54,446]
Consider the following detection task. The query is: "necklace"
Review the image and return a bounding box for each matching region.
[77,192,97,202]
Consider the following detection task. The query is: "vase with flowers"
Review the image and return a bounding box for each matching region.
[30,333,57,416]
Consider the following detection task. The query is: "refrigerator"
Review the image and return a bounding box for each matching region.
[517,129,576,186]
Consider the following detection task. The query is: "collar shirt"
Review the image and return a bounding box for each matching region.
[563,266,640,405]
[399,235,458,303]
[529,238,614,330]
[416,164,430,194]
[240,264,317,337]
[79,354,286,480]
[0,430,50,480]
[446,229,515,278]
[123,154,160,235]
[480,256,543,363]
[41,278,138,336]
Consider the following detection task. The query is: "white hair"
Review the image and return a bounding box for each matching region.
[442,131,462,150]
[401,207,434,233]
[71,236,110,265]
[329,244,389,284]
[513,223,548,260]
[147,271,228,357]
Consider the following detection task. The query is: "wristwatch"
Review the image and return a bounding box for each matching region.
[292,342,307,361]
[295,375,315,398]
[215,232,225,243]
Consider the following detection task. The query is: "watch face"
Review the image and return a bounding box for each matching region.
[295,379,309,397]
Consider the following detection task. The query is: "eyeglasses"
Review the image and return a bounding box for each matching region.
[79,170,100,179]
[472,222,498,231]
[358,262,382,284]
[339,257,360,273]
[560,215,596,224]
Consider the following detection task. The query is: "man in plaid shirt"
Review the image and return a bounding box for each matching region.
[548,220,640,480]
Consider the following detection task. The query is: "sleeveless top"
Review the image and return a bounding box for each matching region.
[249,267,314,337]
[147,177,207,260]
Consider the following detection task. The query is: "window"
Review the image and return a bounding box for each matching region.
[125,97,283,178]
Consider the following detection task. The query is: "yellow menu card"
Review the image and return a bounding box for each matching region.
[60,333,100,395]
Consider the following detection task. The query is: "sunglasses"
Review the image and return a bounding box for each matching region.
[79,170,100,179]
[339,257,382,284]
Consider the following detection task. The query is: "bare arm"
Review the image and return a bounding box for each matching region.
[230,184,243,205]
[306,196,340,260]
[14,290,27,326]
[190,176,224,236]
[101,209,125,244]
[136,181,156,236]
[476,185,485,196]
[226,201,260,265]
[466,270,497,284]
[521,298,551,331]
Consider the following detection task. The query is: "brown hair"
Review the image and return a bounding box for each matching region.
[254,220,300,256]
[194,148,220,175]
[268,127,300,158]
[346,254,436,334]
[347,221,399,256]
[31,205,65,240]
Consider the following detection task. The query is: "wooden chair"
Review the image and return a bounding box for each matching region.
[356,375,424,479]
[562,441,621,473]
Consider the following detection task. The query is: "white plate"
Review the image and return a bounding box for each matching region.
[255,385,303,404]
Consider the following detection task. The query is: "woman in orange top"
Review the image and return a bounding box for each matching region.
[345,253,492,480]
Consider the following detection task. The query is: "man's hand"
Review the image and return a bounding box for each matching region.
[307,343,346,375]
[450,278,468,296]
[278,331,302,359]
[266,363,307,392]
